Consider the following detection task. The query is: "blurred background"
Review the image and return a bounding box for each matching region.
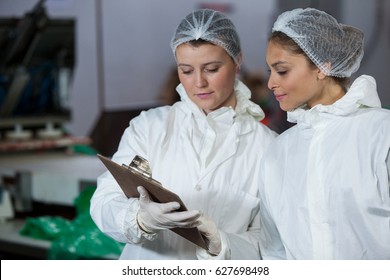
[0,0,389,259]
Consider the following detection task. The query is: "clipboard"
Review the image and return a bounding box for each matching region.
[97,154,208,250]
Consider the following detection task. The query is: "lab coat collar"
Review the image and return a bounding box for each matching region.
[234,80,265,122]
[176,79,264,135]
[287,75,381,126]
[176,79,265,122]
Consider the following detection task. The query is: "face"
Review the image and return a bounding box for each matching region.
[266,40,326,111]
[175,43,239,114]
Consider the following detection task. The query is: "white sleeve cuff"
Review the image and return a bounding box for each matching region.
[122,200,158,243]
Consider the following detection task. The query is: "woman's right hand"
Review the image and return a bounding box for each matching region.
[136,186,200,233]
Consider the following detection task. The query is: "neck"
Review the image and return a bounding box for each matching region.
[308,79,346,108]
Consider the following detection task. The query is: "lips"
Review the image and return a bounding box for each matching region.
[274,93,287,102]
[196,92,212,99]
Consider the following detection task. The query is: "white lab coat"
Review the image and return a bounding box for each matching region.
[90,80,277,259]
[258,75,390,259]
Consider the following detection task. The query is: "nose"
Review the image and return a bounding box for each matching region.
[267,73,277,91]
[195,71,207,88]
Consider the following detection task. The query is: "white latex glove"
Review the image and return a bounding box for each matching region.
[197,214,221,256]
[137,186,200,233]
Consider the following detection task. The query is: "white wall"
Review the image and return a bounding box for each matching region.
[342,0,390,107]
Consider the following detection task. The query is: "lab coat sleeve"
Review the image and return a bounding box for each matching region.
[257,158,287,260]
[387,149,390,194]
[258,197,287,259]
[225,213,263,259]
[90,112,157,244]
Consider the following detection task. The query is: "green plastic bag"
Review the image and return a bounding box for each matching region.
[20,216,71,241]
[48,213,124,260]
[69,144,98,156]
[20,186,124,259]
[74,186,97,215]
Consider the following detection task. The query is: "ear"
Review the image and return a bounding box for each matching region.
[317,69,327,80]
[317,62,331,80]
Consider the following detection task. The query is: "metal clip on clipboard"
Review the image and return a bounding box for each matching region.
[122,156,152,178]
[123,155,152,178]
[122,155,163,186]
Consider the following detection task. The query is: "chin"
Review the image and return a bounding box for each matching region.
[279,105,290,112]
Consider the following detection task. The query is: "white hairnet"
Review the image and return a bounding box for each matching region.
[170,9,241,65]
[272,8,364,77]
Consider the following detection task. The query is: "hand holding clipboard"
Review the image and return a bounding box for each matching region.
[97,154,208,250]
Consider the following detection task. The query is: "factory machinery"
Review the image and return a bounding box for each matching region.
[0,2,107,259]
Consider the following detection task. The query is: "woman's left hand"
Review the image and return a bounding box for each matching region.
[197,214,221,256]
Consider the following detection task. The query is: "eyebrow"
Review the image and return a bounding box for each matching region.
[178,61,223,67]
[270,61,289,68]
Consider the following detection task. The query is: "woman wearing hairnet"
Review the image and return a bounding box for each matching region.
[90,9,276,259]
[259,7,390,259]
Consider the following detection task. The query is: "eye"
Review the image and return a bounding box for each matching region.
[205,67,219,73]
[179,68,193,75]
[277,70,287,76]
[268,68,286,76]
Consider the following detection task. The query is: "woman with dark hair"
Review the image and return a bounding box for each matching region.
[259,7,390,259]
